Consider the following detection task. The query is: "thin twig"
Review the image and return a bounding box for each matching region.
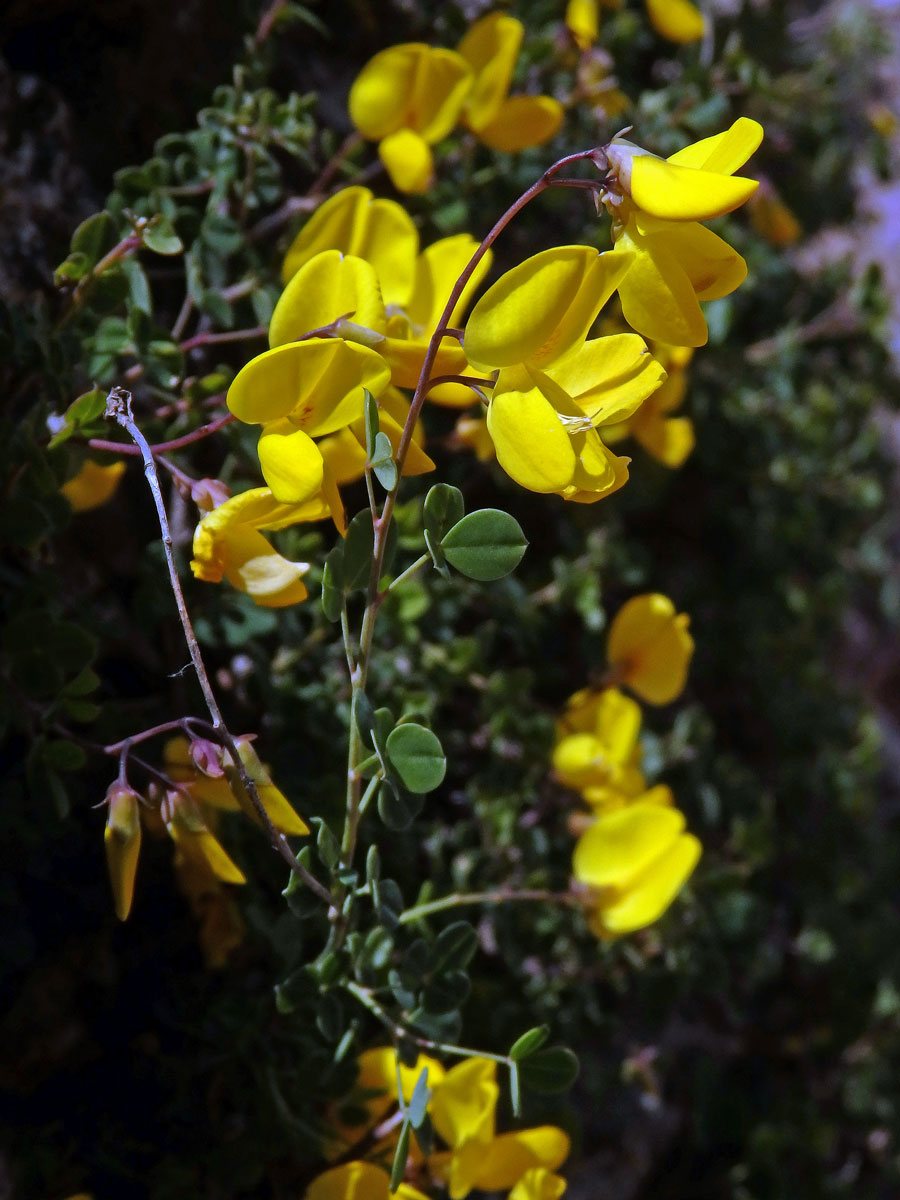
[87,410,235,457]
[104,386,334,908]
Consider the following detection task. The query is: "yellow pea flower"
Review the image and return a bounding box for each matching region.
[601,119,763,346]
[552,687,643,792]
[348,43,473,193]
[509,1167,568,1200]
[645,0,705,43]
[748,180,802,247]
[281,186,419,306]
[104,782,142,920]
[225,737,310,837]
[428,1058,570,1200]
[573,801,701,936]
[607,593,694,704]
[163,736,240,811]
[164,791,247,885]
[454,413,495,461]
[565,0,599,51]
[269,249,388,349]
[305,1162,430,1200]
[191,486,331,607]
[457,13,563,152]
[61,458,126,512]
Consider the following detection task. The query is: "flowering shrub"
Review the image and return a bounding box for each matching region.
[3,2,899,1198]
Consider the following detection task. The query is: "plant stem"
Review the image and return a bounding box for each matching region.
[104,386,334,908]
[398,888,578,925]
[88,410,234,457]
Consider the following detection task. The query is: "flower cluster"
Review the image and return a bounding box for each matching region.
[555,595,701,937]
[309,1049,569,1200]
[349,14,563,193]
[103,733,307,956]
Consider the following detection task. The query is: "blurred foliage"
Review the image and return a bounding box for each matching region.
[2,1,900,1198]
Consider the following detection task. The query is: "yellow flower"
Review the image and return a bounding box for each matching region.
[553,687,643,795]
[172,847,245,968]
[164,790,247,885]
[607,593,694,704]
[281,186,419,306]
[565,0,599,51]
[61,458,126,512]
[645,0,705,43]
[318,385,435,484]
[601,119,763,346]
[428,1058,570,1200]
[104,783,142,920]
[573,801,701,936]
[748,181,802,247]
[191,486,332,607]
[305,1161,431,1200]
[457,13,563,152]
[348,43,473,193]
[454,413,495,461]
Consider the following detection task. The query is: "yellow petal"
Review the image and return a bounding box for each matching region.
[615,231,708,347]
[407,233,491,331]
[566,0,599,50]
[541,334,666,426]
[596,831,701,934]
[749,186,802,247]
[226,738,309,836]
[487,387,576,492]
[630,155,758,221]
[269,250,386,348]
[430,1057,497,1150]
[473,1127,570,1191]
[61,459,126,512]
[219,526,309,607]
[465,246,630,370]
[318,426,368,485]
[168,812,247,885]
[458,12,522,129]
[607,593,694,704]
[509,1167,568,1200]
[634,413,695,467]
[379,128,434,194]
[229,340,389,433]
[645,0,705,43]
[281,186,419,307]
[410,47,474,142]
[379,336,471,390]
[472,95,564,153]
[305,1161,431,1200]
[257,424,325,504]
[667,117,764,175]
[104,786,142,920]
[573,802,686,888]
[349,44,424,139]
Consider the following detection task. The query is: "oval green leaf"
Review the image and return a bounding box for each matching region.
[518,1046,580,1094]
[440,508,528,581]
[385,723,446,794]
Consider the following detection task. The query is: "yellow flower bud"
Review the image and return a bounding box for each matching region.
[104,783,142,921]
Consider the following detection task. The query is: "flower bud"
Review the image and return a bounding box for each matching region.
[104,783,142,921]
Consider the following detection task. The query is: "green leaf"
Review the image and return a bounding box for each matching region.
[43,739,87,772]
[427,921,478,975]
[370,431,398,492]
[389,1120,412,1193]
[360,926,394,972]
[424,483,464,544]
[385,724,446,794]
[366,844,381,889]
[54,252,92,285]
[321,544,344,622]
[71,211,118,265]
[141,215,183,256]
[342,511,376,593]
[122,257,152,315]
[316,992,344,1042]
[440,509,528,581]
[353,690,376,745]
[311,817,339,870]
[62,667,101,697]
[422,970,470,1015]
[407,1067,431,1127]
[363,388,379,460]
[509,1025,551,1062]
[377,879,405,927]
[518,1046,579,1094]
